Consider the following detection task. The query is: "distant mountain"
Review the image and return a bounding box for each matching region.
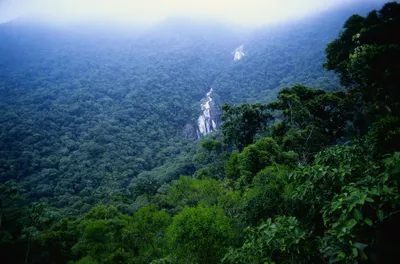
[212,0,386,104]
[0,17,239,211]
[0,1,384,212]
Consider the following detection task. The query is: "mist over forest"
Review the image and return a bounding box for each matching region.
[1,1,399,263]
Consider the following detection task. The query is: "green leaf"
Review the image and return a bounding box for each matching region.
[352,247,358,257]
[353,209,362,220]
[377,210,384,222]
[360,250,368,260]
[365,197,374,203]
[346,219,357,229]
[364,218,373,226]
[370,188,378,195]
[354,242,368,250]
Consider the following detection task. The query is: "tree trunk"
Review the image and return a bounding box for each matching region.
[25,237,31,264]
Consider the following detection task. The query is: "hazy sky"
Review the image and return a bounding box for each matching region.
[0,0,385,25]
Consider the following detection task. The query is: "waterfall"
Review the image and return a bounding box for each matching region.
[197,88,220,137]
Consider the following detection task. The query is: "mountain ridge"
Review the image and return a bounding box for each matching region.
[0,0,385,212]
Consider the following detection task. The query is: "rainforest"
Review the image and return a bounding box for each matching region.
[0,1,399,264]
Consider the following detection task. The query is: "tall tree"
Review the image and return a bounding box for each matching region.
[165,206,234,264]
[324,1,400,116]
[221,103,272,151]
[268,84,349,163]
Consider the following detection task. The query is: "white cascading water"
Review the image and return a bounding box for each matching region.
[233,45,245,61]
[198,88,217,137]
[196,45,245,137]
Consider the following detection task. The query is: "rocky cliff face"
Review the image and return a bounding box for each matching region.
[197,88,221,137]
[182,123,198,139]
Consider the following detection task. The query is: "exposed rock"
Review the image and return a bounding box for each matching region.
[182,123,198,140]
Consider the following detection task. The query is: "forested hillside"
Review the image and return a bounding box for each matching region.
[212,1,382,104]
[0,2,378,213]
[0,18,241,213]
[1,1,399,264]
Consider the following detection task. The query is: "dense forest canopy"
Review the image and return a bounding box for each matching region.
[1,1,399,264]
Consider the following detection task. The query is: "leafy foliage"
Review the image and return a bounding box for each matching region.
[268,84,350,162]
[324,1,400,116]
[221,103,272,151]
[223,216,312,264]
[165,206,234,264]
